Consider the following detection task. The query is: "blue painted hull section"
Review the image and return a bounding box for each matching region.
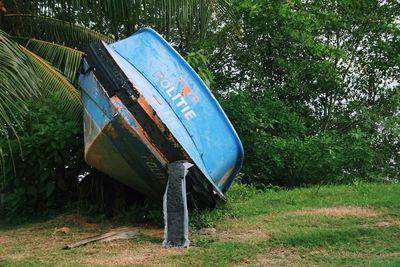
[81,66,166,198]
[79,28,243,204]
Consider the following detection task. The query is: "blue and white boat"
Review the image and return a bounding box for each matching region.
[79,28,243,207]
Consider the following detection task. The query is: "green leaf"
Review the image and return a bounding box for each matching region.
[20,46,82,120]
[0,30,41,134]
[25,39,84,84]
[4,0,231,40]
[3,14,114,50]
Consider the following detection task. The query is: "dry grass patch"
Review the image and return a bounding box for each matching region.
[383,252,400,257]
[254,253,300,267]
[247,247,400,267]
[218,228,270,242]
[293,206,380,217]
[0,220,172,266]
[0,235,12,246]
[140,226,164,237]
[46,214,104,229]
[216,218,270,242]
[84,241,182,266]
[236,247,308,267]
[0,227,70,263]
[375,219,400,227]
[4,253,27,262]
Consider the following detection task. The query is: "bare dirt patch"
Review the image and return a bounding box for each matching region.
[293,206,380,217]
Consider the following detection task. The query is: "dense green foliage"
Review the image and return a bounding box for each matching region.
[0,94,86,216]
[206,0,400,187]
[222,92,399,187]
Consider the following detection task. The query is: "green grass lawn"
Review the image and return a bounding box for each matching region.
[1,182,399,266]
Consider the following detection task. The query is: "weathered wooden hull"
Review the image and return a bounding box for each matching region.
[79,28,243,207]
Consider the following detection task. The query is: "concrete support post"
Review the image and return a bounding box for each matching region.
[162,161,193,248]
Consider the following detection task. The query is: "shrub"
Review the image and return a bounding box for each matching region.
[221,91,399,188]
[0,94,86,217]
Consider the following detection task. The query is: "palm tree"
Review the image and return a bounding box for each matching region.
[0,0,227,141]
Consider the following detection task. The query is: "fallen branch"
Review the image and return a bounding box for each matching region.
[63,227,140,249]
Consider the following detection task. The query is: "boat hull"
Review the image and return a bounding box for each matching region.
[79,28,244,207]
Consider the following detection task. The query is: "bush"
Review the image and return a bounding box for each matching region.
[0,94,87,217]
[221,91,399,188]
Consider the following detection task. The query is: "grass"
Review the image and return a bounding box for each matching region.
[0,182,399,266]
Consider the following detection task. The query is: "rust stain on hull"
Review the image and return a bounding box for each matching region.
[111,95,170,165]
[110,126,119,140]
[136,95,191,160]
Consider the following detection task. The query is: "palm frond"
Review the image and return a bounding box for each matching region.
[20,45,82,119]
[0,30,41,133]
[3,14,114,50]
[25,38,83,84]
[63,0,217,37]
[5,0,230,39]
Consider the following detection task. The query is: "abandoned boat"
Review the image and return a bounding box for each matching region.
[78,28,243,207]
